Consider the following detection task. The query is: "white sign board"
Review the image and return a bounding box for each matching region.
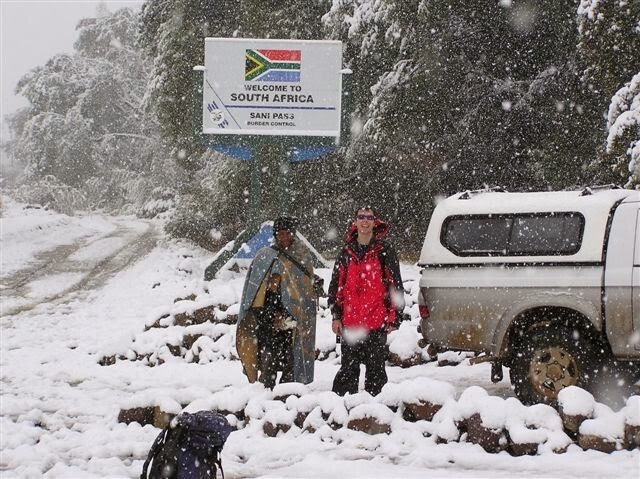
[203,38,342,137]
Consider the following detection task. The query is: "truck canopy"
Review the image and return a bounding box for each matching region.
[419,188,640,265]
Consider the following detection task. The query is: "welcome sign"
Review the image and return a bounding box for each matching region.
[203,38,343,137]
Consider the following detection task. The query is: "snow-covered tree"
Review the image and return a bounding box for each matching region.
[321,0,598,248]
[9,7,167,210]
[323,0,402,119]
[577,0,640,187]
[577,0,640,98]
[242,0,331,39]
[606,72,640,188]
[140,0,244,167]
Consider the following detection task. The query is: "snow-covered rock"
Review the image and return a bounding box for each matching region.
[558,386,596,434]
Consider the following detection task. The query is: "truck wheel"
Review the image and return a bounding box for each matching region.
[510,325,596,405]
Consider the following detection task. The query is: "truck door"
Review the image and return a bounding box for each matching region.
[604,200,640,357]
[634,209,640,348]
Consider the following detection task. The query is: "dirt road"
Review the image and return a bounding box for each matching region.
[0,218,159,317]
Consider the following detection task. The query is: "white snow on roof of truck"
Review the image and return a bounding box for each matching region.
[420,188,640,265]
[440,188,639,215]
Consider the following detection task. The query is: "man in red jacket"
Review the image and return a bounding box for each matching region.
[328,207,405,396]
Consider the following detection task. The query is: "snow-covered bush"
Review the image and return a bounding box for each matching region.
[12,175,88,214]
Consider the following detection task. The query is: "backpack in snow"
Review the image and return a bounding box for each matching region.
[140,410,232,479]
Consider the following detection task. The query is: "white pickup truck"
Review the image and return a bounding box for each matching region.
[417,187,640,404]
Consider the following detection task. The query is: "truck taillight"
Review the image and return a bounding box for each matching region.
[419,304,430,319]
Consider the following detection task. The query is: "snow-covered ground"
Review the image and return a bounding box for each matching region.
[1,197,639,478]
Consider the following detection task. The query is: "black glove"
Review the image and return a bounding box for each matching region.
[384,320,399,332]
[385,313,410,332]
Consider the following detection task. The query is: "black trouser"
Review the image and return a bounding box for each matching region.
[258,326,294,389]
[332,329,388,396]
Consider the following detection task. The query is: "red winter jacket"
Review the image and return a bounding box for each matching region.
[328,219,404,331]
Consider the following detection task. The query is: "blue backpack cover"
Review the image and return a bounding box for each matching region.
[141,410,232,479]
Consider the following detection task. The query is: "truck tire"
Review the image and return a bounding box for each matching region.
[510,325,597,405]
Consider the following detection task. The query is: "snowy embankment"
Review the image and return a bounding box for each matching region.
[1,198,639,478]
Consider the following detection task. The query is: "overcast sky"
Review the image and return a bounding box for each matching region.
[1,0,143,146]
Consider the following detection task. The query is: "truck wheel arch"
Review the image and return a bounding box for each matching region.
[497,306,605,367]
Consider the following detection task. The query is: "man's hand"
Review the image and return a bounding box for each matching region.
[273,315,285,330]
[331,319,342,335]
[313,274,325,297]
[273,312,294,330]
[384,321,400,333]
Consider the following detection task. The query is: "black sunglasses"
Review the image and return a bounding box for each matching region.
[357,214,375,221]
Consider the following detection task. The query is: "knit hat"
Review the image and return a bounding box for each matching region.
[273,216,298,235]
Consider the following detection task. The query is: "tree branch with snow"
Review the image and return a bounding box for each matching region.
[606,72,640,189]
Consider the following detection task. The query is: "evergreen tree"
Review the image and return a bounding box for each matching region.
[577,0,640,98]
[577,0,640,187]
[605,73,640,188]
[242,0,331,39]
[322,0,601,250]
[140,0,250,245]
[323,0,403,120]
[140,0,243,167]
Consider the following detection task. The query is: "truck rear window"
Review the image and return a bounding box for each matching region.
[441,212,584,256]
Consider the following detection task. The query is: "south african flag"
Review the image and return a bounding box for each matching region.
[245,49,301,82]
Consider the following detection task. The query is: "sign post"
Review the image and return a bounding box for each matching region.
[193,38,348,279]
